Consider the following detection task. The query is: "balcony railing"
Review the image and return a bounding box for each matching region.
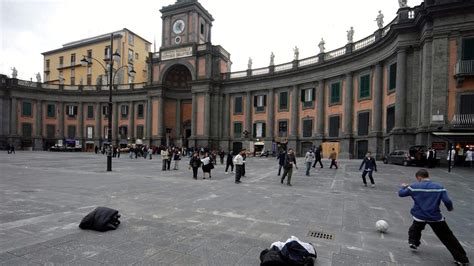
[455,60,474,76]
[451,114,474,128]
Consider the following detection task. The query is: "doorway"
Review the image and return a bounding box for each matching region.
[356,140,369,159]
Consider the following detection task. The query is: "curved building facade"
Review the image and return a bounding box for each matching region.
[1,0,474,158]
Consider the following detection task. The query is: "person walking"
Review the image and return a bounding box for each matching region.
[277,150,286,176]
[161,148,169,171]
[426,147,436,168]
[359,152,377,187]
[148,147,153,160]
[189,152,201,179]
[398,169,469,265]
[312,146,323,168]
[464,148,473,168]
[225,151,234,174]
[304,149,315,176]
[448,146,456,169]
[281,148,297,186]
[242,151,247,177]
[173,150,181,170]
[201,152,213,179]
[166,148,172,170]
[233,150,244,184]
[329,148,338,169]
[219,150,226,165]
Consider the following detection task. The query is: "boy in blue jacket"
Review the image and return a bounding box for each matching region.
[399,169,469,265]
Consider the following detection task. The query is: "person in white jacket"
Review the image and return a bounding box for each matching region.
[233,150,245,184]
[304,149,315,176]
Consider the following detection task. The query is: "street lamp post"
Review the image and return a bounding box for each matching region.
[81,33,136,172]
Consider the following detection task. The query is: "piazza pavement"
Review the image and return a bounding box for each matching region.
[0,151,473,265]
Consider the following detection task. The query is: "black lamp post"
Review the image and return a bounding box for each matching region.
[81,33,136,172]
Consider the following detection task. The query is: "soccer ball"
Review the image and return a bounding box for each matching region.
[375,220,389,233]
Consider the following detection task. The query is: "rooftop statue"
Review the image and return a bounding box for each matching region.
[270,52,275,66]
[248,57,252,70]
[399,0,408,8]
[347,27,354,43]
[318,38,325,53]
[11,67,18,79]
[36,72,41,83]
[293,46,299,61]
[375,10,384,29]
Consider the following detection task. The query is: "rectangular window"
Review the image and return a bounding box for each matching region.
[233,122,242,138]
[104,126,109,139]
[389,63,397,91]
[386,106,395,133]
[22,101,32,116]
[87,49,92,59]
[66,105,77,117]
[70,77,75,86]
[45,59,50,70]
[59,56,64,66]
[254,95,266,112]
[279,91,288,110]
[105,46,110,59]
[87,105,94,119]
[253,122,266,138]
[128,34,134,45]
[119,126,128,139]
[102,105,109,116]
[278,121,288,137]
[22,123,32,138]
[137,104,144,118]
[460,94,474,114]
[137,125,144,139]
[234,96,243,114]
[358,112,370,136]
[301,88,315,107]
[359,74,370,99]
[46,124,55,138]
[67,125,76,139]
[121,105,129,118]
[462,38,474,60]
[128,49,134,63]
[71,53,76,65]
[47,104,55,118]
[330,82,341,104]
[329,116,340,137]
[86,126,93,139]
[302,119,313,137]
[135,53,139,60]
[200,23,205,35]
[71,68,75,78]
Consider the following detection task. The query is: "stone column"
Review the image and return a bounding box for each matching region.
[58,102,64,139]
[129,101,135,140]
[95,103,102,141]
[222,93,230,138]
[316,80,325,138]
[395,48,407,129]
[10,97,17,135]
[420,39,432,128]
[146,98,152,142]
[191,93,197,138]
[290,86,298,137]
[176,99,182,144]
[267,88,275,138]
[340,73,354,159]
[246,91,252,135]
[204,92,211,137]
[77,102,83,139]
[36,100,43,137]
[372,63,384,159]
[157,96,164,139]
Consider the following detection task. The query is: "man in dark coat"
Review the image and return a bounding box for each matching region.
[312,146,323,168]
[281,148,297,186]
[277,150,286,176]
[359,151,377,187]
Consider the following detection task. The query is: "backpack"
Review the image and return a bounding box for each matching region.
[79,207,121,232]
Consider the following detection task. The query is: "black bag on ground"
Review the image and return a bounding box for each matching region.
[79,206,121,232]
[280,240,316,265]
[260,247,287,266]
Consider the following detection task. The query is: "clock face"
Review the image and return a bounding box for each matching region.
[173,19,185,34]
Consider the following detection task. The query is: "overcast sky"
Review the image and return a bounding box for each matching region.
[0,0,423,80]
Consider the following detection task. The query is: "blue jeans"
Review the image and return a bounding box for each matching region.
[306,162,312,176]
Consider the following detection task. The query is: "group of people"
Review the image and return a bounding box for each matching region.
[160,147,183,170]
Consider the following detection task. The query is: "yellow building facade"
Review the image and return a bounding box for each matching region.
[42,28,151,86]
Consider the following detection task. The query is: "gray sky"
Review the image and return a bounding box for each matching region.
[0,0,423,80]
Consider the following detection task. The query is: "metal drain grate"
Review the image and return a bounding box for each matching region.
[307,230,334,240]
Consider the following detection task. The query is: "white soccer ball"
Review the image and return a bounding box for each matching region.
[375,220,389,233]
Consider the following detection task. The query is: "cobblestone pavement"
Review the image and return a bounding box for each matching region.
[0,152,472,265]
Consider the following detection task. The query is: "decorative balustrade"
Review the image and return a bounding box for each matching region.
[455,60,474,75]
[324,47,346,60]
[17,80,38,87]
[298,56,319,67]
[451,114,474,128]
[230,71,248,79]
[274,62,293,72]
[252,67,270,76]
[353,35,376,51]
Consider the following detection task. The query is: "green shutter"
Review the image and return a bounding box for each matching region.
[262,123,266,137]
[389,63,397,91]
[253,123,256,138]
[359,75,370,99]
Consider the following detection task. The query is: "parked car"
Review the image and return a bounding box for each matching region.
[383,150,417,166]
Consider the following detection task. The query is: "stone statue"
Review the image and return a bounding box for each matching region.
[347,27,354,43]
[398,0,408,8]
[375,10,384,29]
[318,38,325,53]
[58,72,64,85]
[11,67,18,78]
[270,52,275,66]
[35,73,41,83]
[293,46,299,61]
[247,57,252,70]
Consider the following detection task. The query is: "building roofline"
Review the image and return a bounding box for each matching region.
[42,28,151,56]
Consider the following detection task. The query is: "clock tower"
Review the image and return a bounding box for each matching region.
[148,0,231,149]
[160,0,213,47]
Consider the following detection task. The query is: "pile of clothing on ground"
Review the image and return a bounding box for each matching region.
[260,236,317,265]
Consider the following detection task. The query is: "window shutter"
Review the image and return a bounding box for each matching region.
[254,96,257,107]
[262,123,266,137]
[312,88,315,101]
[74,106,78,116]
[263,95,267,106]
[253,123,256,138]
[301,90,305,102]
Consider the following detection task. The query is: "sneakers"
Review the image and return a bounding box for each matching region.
[409,243,418,250]
[371,184,375,188]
